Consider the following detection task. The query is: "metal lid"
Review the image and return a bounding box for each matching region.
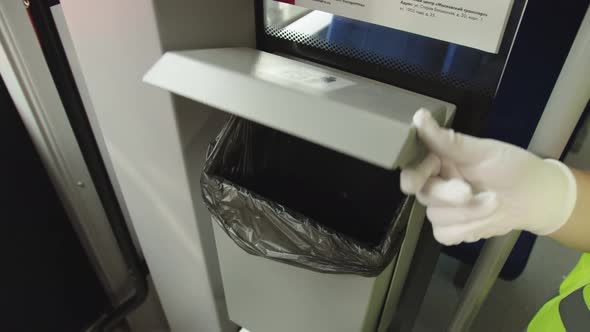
[144,47,455,169]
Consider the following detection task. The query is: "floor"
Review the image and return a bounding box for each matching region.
[413,237,582,332]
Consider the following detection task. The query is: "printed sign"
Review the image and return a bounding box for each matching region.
[274,0,515,53]
[258,65,356,92]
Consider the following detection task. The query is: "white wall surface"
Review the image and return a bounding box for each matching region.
[51,6,169,331]
[60,1,254,331]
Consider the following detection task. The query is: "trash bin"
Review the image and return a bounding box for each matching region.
[144,47,456,332]
[201,117,411,277]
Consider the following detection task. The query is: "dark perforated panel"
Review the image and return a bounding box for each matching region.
[265,25,496,96]
[260,0,529,100]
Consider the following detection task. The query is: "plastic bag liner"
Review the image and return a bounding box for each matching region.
[201,117,412,277]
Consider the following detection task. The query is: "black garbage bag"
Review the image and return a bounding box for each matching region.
[201,117,412,277]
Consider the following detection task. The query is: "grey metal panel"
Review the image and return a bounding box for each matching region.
[377,200,427,332]
[448,232,521,332]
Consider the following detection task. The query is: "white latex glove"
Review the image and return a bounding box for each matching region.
[401,109,577,246]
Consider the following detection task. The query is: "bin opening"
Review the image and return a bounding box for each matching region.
[207,118,406,247]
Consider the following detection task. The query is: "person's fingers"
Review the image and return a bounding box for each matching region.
[413,109,491,164]
[426,191,499,226]
[432,221,512,246]
[439,159,463,179]
[400,153,441,194]
[415,177,473,207]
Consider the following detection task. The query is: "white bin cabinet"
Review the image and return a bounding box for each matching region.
[54,1,458,331]
[144,47,455,332]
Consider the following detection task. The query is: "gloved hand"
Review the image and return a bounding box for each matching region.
[401,109,577,246]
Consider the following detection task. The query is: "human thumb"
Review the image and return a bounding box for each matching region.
[414,109,491,164]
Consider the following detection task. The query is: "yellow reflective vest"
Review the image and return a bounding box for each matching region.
[527,254,590,331]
